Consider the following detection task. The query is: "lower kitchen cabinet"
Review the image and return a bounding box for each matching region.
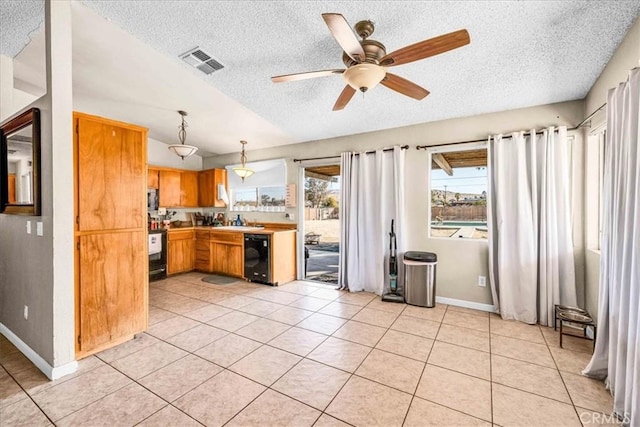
[168,230,195,274]
[195,230,211,271]
[189,228,297,282]
[210,232,244,277]
[211,242,243,277]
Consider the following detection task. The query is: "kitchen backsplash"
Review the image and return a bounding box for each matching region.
[148,207,297,224]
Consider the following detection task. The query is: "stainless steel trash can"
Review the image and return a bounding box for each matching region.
[404,251,437,307]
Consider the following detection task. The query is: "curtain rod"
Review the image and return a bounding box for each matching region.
[415,102,608,150]
[293,145,409,163]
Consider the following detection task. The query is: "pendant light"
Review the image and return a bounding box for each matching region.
[232,140,254,182]
[168,110,198,159]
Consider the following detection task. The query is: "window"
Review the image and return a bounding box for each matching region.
[586,128,606,249]
[227,159,287,212]
[230,186,286,212]
[428,144,488,239]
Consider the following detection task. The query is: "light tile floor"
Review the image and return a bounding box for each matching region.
[0,272,617,426]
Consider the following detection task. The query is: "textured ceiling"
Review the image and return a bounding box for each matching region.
[2,1,639,155]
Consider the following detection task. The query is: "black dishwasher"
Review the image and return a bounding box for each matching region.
[244,234,272,285]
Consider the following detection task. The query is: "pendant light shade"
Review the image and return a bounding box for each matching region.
[168,110,198,160]
[232,140,254,182]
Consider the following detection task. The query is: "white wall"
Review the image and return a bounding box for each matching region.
[582,16,640,321]
[147,137,203,171]
[205,100,584,305]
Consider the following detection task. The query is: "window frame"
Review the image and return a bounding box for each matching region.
[426,141,488,241]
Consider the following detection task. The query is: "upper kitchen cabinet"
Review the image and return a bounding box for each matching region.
[198,168,228,208]
[158,170,181,207]
[180,171,198,207]
[147,168,159,189]
[74,112,148,358]
[157,169,198,208]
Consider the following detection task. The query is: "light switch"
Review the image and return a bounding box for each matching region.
[36,222,43,236]
[26,221,31,234]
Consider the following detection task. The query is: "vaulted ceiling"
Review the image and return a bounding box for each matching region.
[1,1,639,156]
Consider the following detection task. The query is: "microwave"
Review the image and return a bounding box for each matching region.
[147,188,159,211]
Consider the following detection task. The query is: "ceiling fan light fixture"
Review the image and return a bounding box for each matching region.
[343,63,386,92]
[232,140,254,182]
[168,110,198,160]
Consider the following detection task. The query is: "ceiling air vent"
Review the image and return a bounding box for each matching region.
[180,47,224,75]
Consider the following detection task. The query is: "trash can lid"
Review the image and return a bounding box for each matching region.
[404,251,437,262]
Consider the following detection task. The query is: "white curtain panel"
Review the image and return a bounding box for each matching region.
[488,127,576,325]
[583,68,639,427]
[338,152,353,290]
[338,147,405,294]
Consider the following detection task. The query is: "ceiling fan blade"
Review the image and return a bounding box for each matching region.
[322,13,366,63]
[333,85,356,111]
[271,69,345,83]
[380,29,470,67]
[381,73,430,100]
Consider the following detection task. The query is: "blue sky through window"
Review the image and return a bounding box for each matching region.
[431,166,487,195]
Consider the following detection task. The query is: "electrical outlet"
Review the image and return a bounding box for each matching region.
[36,222,43,236]
[26,221,31,234]
[23,305,28,320]
[478,276,486,287]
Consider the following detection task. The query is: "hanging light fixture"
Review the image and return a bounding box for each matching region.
[168,110,198,160]
[232,140,254,182]
[342,63,386,93]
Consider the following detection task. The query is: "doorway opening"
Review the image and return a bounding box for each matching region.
[302,164,340,285]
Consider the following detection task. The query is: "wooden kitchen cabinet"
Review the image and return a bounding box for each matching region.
[74,112,148,358]
[157,169,198,208]
[180,171,198,207]
[198,168,228,207]
[211,242,243,277]
[271,231,297,285]
[78,232,146,352]
[168,230,195,274]
[147,168,159,189]
[195,230,212,272]
[210,231,243,277]
[159,170,181,207]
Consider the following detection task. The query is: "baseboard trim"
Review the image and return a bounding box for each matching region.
[436,296,497,313]
[0,323,77,380]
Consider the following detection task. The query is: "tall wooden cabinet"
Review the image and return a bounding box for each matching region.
[74,112,148,358]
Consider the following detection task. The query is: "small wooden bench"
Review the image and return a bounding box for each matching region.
[305,232,321,245]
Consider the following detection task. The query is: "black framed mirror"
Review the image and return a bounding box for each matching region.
[0,108,41,216]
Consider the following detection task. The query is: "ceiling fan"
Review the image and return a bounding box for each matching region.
[271,13,470,111]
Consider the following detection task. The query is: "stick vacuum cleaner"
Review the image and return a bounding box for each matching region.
[382,219,404,303]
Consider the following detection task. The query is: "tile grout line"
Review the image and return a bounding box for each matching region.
[315,298,405,426]
[400,303,444,426]
[542,323,585,423]
[219,293,355,427]
[158,284,489,424]
[0,363,57,426]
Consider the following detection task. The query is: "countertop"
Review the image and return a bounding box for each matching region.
[162,225,296,235]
